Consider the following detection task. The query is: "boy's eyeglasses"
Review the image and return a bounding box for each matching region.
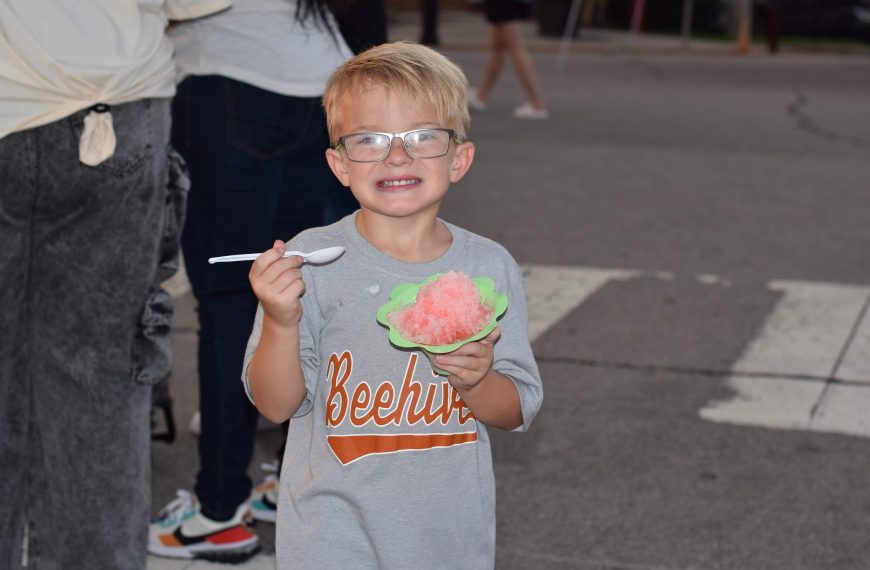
[333,128,465,163]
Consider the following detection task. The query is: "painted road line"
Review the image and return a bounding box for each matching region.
[835,295,870,383]
[731,281,870,379]
[701,281,870,438]
[810,383,870,437]
[519,264,640,343]
[699,376,826,431]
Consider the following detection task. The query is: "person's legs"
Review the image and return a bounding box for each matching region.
[767,8,780,53]
[10,98,173,570]
[501,21,547,111]
[420,0,440,46]
[173,77,352,524]
[0,121,35,570]
[172,76,263,522]
[475,24,507,104]
[245,97,353,525]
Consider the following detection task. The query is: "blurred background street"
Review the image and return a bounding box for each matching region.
[150,5,870,569]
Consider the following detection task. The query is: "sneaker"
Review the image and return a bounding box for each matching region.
[468,88,487,112]
[249,462,279,523]
[189,410,280,435]
[188,410,200,435]
[513,102,550,120]
[148,490,260,562]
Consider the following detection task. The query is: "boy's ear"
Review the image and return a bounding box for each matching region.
[449,141,475,183]
[325,148,351,187]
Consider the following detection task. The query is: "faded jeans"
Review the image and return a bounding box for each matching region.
[0,98,187,570]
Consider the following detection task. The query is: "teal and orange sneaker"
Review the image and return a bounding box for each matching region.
[148,490,260,563]
[249,462,279,523]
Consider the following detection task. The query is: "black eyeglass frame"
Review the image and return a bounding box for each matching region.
[333,128,466,163]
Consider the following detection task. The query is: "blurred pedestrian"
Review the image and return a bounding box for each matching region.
[754,0,781,53]
[421,0,440,45]
[0,1,225,568]
[147,0,357,561]
[468,0,549,119]
[328,0,388,54]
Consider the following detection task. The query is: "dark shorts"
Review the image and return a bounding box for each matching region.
[484,0,531,24]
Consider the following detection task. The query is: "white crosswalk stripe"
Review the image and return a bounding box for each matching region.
[519,264,870,439]
[519,264,639,342]
[518,264,870,438]
[729,280,869,378]
[836,297,870,383]
[699,280,870,438]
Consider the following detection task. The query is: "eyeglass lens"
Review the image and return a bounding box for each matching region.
[342,129,451,161]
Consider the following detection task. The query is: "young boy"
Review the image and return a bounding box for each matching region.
[243,42,543,569]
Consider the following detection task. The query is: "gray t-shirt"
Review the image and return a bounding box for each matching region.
[243,212,543,569]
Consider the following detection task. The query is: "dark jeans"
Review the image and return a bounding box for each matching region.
[171,75,356,520]
[0,98,184,569]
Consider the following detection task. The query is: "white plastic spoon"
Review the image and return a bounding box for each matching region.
[208,246,345,265]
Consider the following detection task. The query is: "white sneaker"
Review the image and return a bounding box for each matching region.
[190,410,279,435]
[188,410,201,435]
[513,102,549,120]
[468,88,487,112]
[148,490,260,562]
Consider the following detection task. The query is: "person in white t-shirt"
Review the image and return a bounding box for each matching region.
[0,1,229,569]
[147,0,360,561]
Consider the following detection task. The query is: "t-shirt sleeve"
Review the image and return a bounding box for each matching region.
[241,263,321,417]
[492,255,543,432]
[164,0,231,21]
[292,273,322,417]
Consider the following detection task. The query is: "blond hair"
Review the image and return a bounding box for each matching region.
[322,42,470,143]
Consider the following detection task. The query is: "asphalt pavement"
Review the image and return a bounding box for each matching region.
[150,9,870,570]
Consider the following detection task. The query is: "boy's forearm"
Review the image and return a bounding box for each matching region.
[455,370,523,431]
[248,317,306,423]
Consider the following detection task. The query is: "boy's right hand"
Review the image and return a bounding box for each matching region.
[249,240,306,328]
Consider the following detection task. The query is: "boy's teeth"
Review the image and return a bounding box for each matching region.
[381,178,419,187]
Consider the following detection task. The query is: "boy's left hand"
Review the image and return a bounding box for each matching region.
[435,327,501,391]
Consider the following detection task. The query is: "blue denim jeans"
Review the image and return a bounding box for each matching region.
[172,75,357,520]
[0,98,185,569]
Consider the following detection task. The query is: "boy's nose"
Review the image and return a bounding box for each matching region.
[384,136,412,164]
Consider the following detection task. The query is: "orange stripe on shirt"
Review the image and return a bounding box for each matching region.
[328,432,478,465]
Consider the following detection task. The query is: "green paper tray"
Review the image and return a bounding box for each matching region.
[376,273,509,375]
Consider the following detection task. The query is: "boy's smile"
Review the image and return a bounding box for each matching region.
[376,174,422,191]
[325,86,474,223]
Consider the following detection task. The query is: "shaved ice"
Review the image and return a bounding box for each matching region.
[388,271,494,346]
